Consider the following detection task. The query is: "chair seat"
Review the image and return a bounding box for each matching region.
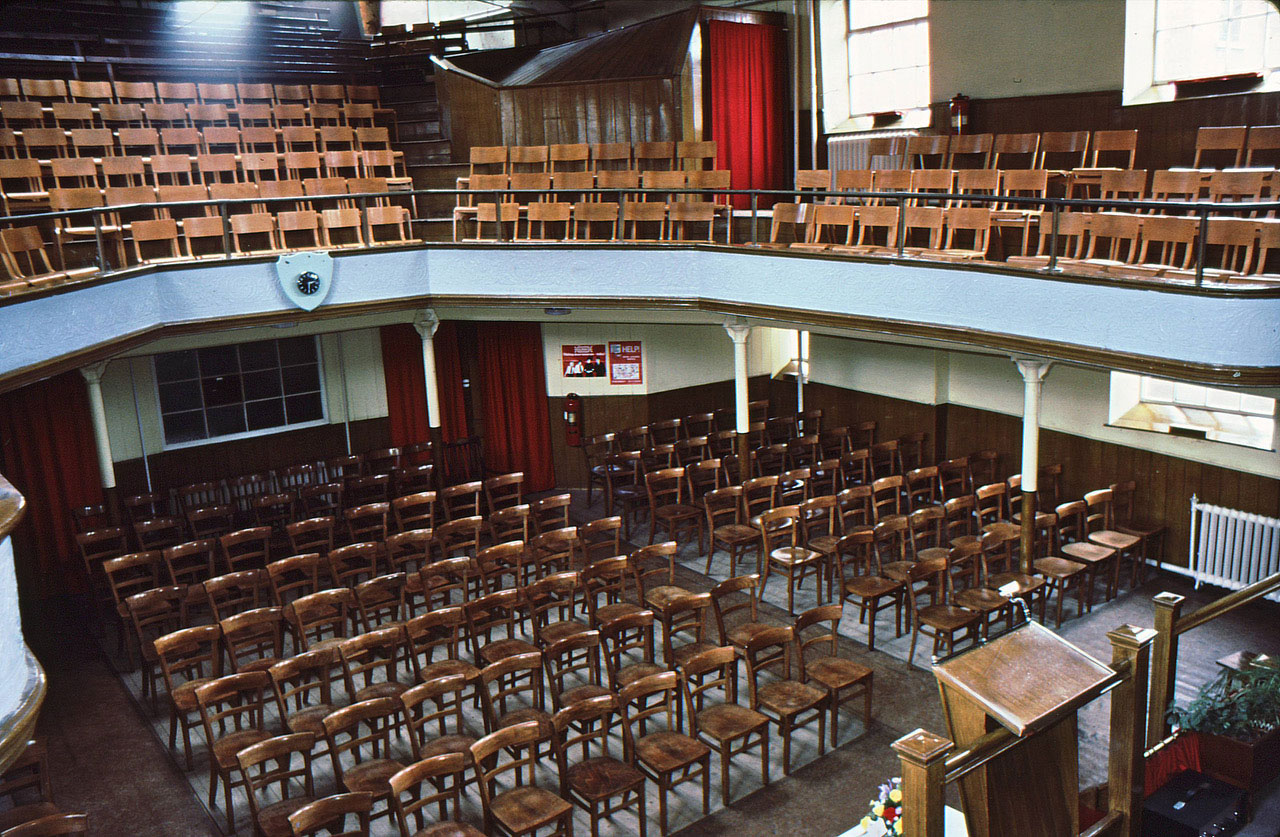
[1089,529,1141,551]
[560,683,611,707]
[1033,556,1088,579]
[983,522,1020,539]
[696,702,769,742]
[915,547,949,574]
[257,795,315,837]
[540,619,589,646]
[566,756,646,801]
[805,656,872,691]
[949,535,979,549]
[757,679,826,716]
[286,704,334,736]
[491,786,573,833]
[726,621,775,649]
[595,602,643,625]
[881,560,915,582]
[171,677,216,710]
[917,604,978,630]
[1061,542,1115,564]
[1117,521,1166,539]
[212,729,271,769]
[715,524,758,545]
[342,758,405,795]
[419,733,477,760]
[353,681,410,703]
[497,708,552,731]
[479,637,540,664]
[656,503,701,521]
[844,575,902,598]
[420,659,480,683]
[646,584,692,612]
[614,662,666,690]
[671,640,717,670]
[954,588,1009,614]
[987,572,1046,596]
[808,535,839,555]
[414,821,486,837]
[636,730,710,773]
[768,546,820,566]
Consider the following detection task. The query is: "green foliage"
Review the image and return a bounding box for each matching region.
[1168,668,1280,742]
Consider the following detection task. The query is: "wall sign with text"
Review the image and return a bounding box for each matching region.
[562,344,606,378]
[608,341,643,385]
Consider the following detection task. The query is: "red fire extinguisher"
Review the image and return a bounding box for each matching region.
[564,393,582,447]
[949,94,970,135]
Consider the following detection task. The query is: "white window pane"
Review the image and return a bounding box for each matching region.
[1173,382,1207,405]
[1204,387,1242,411]
[1141,377,1175,401]
[1241,393,1277,415]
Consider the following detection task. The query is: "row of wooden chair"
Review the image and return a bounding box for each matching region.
[468,140,719,177]
[0,125,401,162]
[0,79,381,108]
[464,198,729,245]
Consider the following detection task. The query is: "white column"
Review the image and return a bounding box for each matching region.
[1013,357,1053,492]
[723,320,751,433]
[79,361,116,490]
[412,309,442,431]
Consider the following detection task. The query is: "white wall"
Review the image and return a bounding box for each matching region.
[811,334,1280,479]
[928,0,1125,101]
[542,323,795,397]
[100,327,388,462]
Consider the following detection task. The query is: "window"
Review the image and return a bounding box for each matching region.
[1124,0,1280,104]
[846,0,930,117]
[155,336,325,447]
[1109,371,1275,450]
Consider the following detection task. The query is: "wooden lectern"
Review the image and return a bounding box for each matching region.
[932,621,1121,837]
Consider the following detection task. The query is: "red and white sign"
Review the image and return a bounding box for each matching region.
[608,341,643,385]
[562,344,606,378]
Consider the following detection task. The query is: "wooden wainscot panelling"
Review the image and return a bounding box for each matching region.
[928,88,1280,174]
[804,382,941,459]
[113,417,390,497]
[943,404,1280,569]
[437,71,504,156]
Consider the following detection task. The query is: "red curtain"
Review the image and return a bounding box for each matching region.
[708,19,785,209]
[0,371,103,596]
[475,322,555,491]
[379,322,468,453]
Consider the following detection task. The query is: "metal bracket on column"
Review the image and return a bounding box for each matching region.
[412,309,440,340]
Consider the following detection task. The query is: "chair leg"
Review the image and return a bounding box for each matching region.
[720,747,731,805]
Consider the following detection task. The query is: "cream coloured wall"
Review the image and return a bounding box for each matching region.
[542,323,795,397]
[99,327,389,462]
[811,334,1280,480]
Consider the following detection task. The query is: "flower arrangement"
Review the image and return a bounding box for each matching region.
[860,777,904,835]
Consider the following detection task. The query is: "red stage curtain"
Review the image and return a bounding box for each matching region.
[475,322,555,491]
[708,18,785,209]
[0,371,103,596]
[379,322,468,452]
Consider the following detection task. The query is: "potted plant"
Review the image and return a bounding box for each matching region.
[1168,666,1280,793]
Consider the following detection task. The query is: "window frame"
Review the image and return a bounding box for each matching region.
[1123,0,1280,106]
[1109,371,1277,451]
[835,0,932,132]
[152,335,328,451]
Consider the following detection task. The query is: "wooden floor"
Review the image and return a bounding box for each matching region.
[18,487,1280,836]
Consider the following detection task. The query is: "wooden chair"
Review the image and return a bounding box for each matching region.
[904,560,979,669]
[405,606,479,685]
[582,556,644,628]
[322,698,407,827]
[1109,480,1167,584]
[577,516,622,567]
[618,671,710,835]
[1245,124,1280,167]
[471,721,574,837]
[287,792,373,837]
[709,574,773,651]
[388,753,482,837]
[906,134,949,168]
[683,645,770,806]
[644,467,702,548]
[948,541,1012,639]
[1036,130,1089,169]
[947,133,993,169]
[193,671,275,831]
[742,625,826,774]
[236,732,319,837]
[703,486,760,576]
[1056,499,1117,606]
[230,212,280,255]
[599,610,664,693]
[992,132,1040,169]
[1,814,90,836]
[835,529,904,651]
[795,605,872,746]
[573,200,619,240]
[287,588,358,654]
[0,740,58,834]
[1193,125,1247,168]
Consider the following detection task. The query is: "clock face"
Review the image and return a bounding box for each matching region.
[296,271,321,295]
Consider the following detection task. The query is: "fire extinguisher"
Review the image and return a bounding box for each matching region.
[949,94,970,135]
[564,393,582,447]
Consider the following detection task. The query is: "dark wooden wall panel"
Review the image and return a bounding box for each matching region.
[113,417,390,498]
[944,404,1280,568]
[927,88,1280,173]
[482,77,680,147]
[438,72,504,156]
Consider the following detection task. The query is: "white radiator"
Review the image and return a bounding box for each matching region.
[826,130,915,171]
[1189,495,1280,601]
